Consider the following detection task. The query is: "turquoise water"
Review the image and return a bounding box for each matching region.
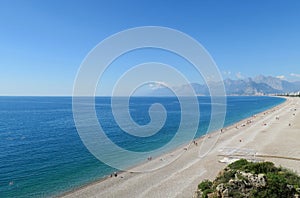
[0,96,285,197]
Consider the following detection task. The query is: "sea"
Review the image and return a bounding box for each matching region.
[0,96,285,197]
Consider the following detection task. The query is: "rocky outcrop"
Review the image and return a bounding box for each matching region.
[194,159,300,198]
[214,171,266,198]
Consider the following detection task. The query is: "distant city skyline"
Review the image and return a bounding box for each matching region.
[1,0,300,96]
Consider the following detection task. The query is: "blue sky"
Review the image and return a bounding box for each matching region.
[0,0,300,95]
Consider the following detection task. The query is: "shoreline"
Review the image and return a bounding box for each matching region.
[59,96,291,198]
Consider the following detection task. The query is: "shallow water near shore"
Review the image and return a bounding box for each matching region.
[0,96,285,197]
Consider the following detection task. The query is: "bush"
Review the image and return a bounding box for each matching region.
[196,159,300,198]
[281,168,300,187]
[251,172,296,197]
[215,170,236,184]
[202,188,214,198]
[249,161,276,174]
[198,179,212,191]
[228,159,249,170]
[228,159,277,174]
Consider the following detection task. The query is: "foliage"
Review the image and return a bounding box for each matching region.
[196,159,300,198]
[228,158,249,170]
[228,159,277,174]
[214,169,236,185]
[202,189,214,198]
[250,172,295,197]
[198,179,212,191]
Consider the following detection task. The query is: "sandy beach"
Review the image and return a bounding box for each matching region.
[62,97,300,198]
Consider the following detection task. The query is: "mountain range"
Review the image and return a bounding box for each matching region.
[145,75,300,96]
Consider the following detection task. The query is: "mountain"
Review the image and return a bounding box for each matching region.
[253,75,300,93]
[253,75,283,90]
[145,75,300,96]
[223,78,280,95]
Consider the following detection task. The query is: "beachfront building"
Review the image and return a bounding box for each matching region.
[277,91,300,97]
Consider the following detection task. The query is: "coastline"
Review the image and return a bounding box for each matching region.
[59,96,300,198]
[59,98,300,197]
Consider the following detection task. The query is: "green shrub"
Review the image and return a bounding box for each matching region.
[198,179,212,191]
[228,159,249,170]
[197,159,300,197]
[228,159,277,174]
[250,161,276,174]
[251,172,296,197]
[281,168,300,187]
[202,188,214,198]
[215,170,236,184]
[229,190,245,198]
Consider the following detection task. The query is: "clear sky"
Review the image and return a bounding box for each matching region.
[1,0,300,96]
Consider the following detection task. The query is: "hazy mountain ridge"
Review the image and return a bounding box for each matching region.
[147,75,300,96]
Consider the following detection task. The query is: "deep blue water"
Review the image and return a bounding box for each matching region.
[0,96,285,197]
